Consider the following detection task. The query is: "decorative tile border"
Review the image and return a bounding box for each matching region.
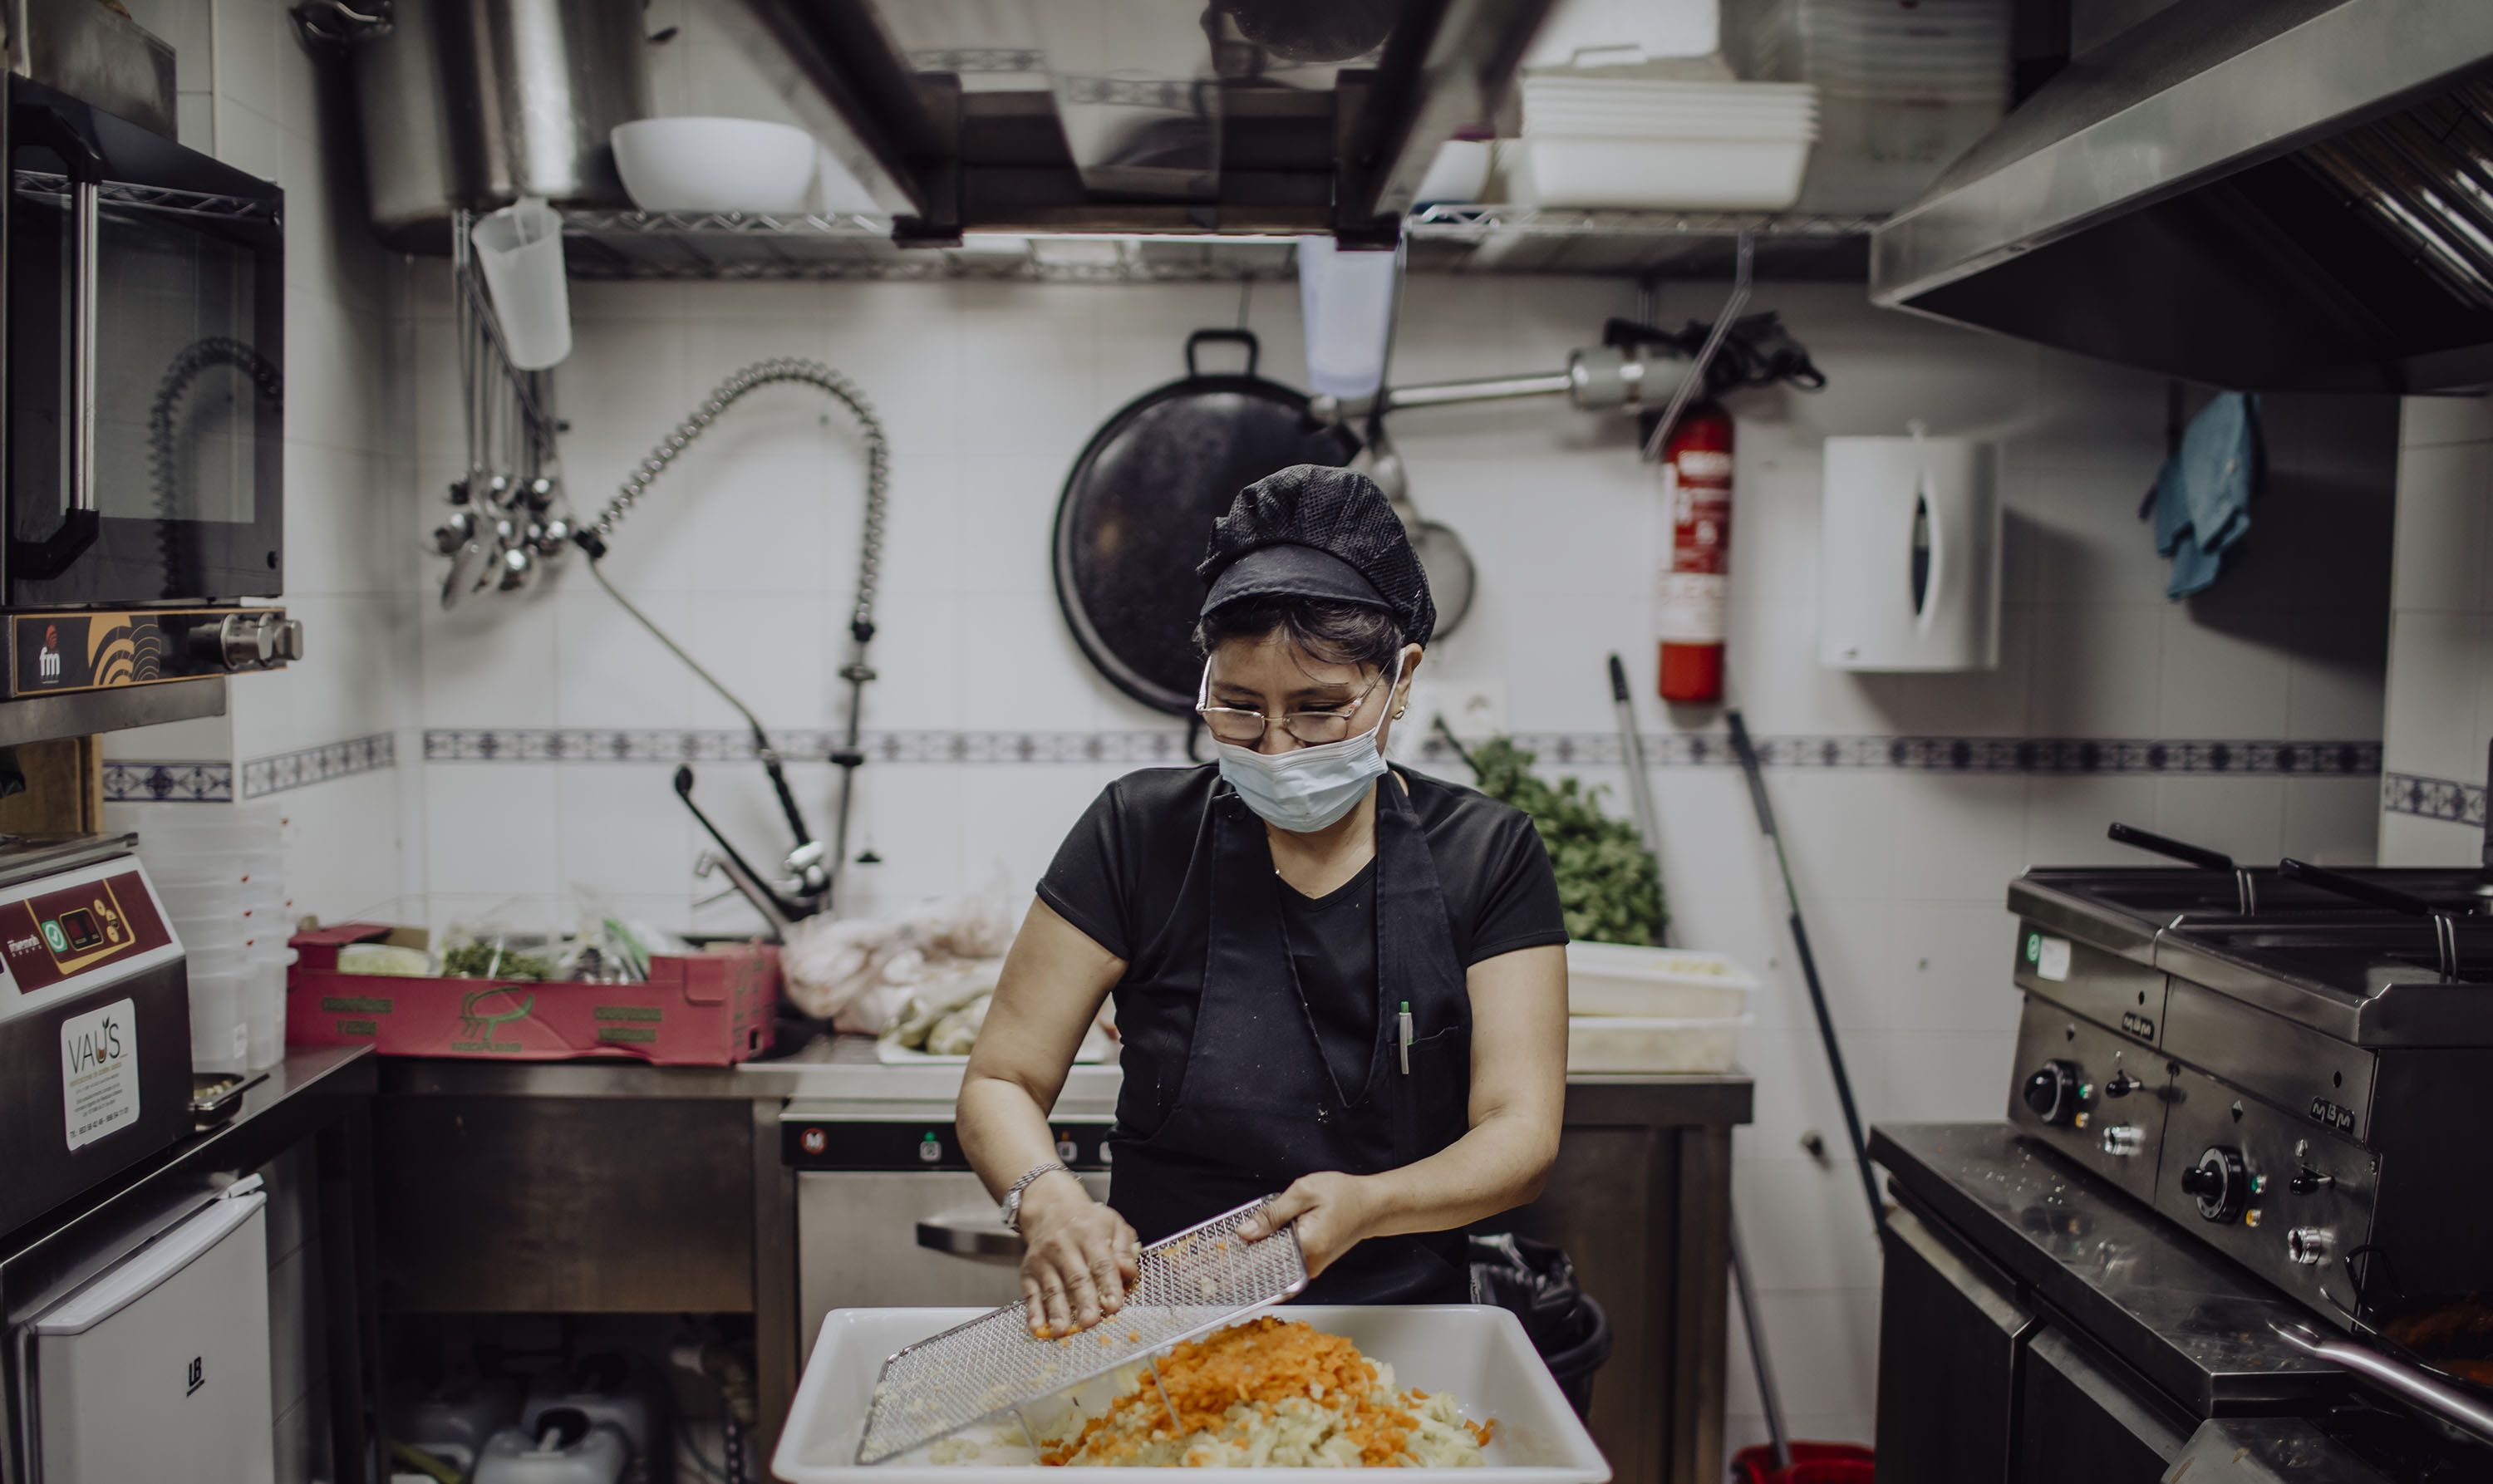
[238,734,396,799]
[420,728,2383,777]
[104,733,397,804]
[2382,771,2489,828]
[1423,734,2383,775]
[101,760,234,803]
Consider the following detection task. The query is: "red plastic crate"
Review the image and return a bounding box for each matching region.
[287,922,779,1066]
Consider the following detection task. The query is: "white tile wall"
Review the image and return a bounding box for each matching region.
[104,0,414,930]
[2380,397,2493,867]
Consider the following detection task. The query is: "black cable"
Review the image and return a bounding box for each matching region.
[1602,312,1827,396]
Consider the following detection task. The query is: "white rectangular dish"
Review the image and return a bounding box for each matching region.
[1566,1015,1748,1074]
[773,1305,1611,1483]
[1565,943,1757,1020]
[1499,135,1813,212]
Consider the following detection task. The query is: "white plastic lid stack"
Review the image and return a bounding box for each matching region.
[1506,76,1821,212]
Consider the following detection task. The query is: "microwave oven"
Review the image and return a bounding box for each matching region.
[1,43,298,739]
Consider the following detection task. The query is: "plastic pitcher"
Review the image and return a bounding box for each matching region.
[472,197,573,370]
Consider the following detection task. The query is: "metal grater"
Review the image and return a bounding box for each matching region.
[854,1198,1308,1465]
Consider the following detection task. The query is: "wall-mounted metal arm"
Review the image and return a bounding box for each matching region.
[1308,348,1696,425]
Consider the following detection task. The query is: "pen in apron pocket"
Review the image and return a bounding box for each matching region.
[1398,1001,1414,1075]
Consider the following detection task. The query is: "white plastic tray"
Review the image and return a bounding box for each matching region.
[1566,1015,1748,1074]
[1499,136,1813,212]
[773,1305,1611,1483]
[1565,943,1757,1020]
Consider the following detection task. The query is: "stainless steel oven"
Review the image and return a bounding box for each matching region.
[783,1106,1111,1366]
[0,2,297,741]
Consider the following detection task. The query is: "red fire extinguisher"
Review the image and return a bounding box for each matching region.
[1656,402,1733,704]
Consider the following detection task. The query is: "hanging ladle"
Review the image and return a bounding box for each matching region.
[1348,240,1477,637]
[1352,411,1476,637]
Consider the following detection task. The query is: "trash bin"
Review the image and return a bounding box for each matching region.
[1469,1235,1613,1420]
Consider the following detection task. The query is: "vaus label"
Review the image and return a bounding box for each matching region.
[61,997,139,1150]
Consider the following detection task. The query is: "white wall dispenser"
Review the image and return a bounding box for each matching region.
[1819,425,2002,671]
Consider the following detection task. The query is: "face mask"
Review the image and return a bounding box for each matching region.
[1208,656,1401,833]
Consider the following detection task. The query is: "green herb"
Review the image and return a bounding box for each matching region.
[440,941,553,980]
[1463,735,1667,947]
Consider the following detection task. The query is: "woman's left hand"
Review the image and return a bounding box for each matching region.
[1237,1171,1379,1277]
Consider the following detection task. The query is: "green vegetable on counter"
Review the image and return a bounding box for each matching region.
[1463,735,1667,947]
[440,940,554,980]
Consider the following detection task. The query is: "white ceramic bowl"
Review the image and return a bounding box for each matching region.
[611,117,819,215]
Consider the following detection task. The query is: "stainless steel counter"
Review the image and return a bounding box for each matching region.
[373,1040,1751,1484]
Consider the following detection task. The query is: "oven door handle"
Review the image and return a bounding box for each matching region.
[916,1211,1025,1262]
[8,99,106,577]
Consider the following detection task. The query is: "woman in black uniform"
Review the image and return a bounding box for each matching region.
[959,464,1570,1337]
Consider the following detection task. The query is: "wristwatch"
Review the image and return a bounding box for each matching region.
[1001,1161,1070,1234]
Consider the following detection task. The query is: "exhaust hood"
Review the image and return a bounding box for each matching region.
[1871,0,2493,392]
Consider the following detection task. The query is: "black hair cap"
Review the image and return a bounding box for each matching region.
[1197,464,1436,647]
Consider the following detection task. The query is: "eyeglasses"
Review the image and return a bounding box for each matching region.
[1196,664,1394,746]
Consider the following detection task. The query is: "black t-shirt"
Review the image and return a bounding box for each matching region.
[1281,857,1380,1098]
[1036,765,1567,1106]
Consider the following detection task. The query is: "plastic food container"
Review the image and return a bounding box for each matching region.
[1502,135,1813,212]
[189,970,248,1071]
[1565,943,1757,1019]
[612,117,819,215]
[1565,1015,1748,1074]
[774,1305,1611,1483]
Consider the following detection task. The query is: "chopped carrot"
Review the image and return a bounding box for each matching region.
[1035,1317,1496,1468]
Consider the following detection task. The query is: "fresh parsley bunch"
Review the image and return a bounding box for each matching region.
[1466,736,1667,947]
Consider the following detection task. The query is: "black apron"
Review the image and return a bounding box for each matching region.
[1108,771,1474,1304]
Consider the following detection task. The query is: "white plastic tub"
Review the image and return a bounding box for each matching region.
[1566,943,1756,1019]
[1566,1015,1748,1074]
[1501,135,1812,211]
[773,1305,1610,1483]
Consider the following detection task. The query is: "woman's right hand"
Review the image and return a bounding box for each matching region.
[1017,1172,1139,1338]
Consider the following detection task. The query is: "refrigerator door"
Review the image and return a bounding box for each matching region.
[30,1188,272,1483]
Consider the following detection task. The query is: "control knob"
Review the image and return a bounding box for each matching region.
[2286,1227,2333,1266]
[2180,1146,2251,1223]
[189,612,303,671]
[2022,1059,2082,1126]
[2100,1125,2146,1157]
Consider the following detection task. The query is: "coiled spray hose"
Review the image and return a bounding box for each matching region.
[578,359,891,912]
